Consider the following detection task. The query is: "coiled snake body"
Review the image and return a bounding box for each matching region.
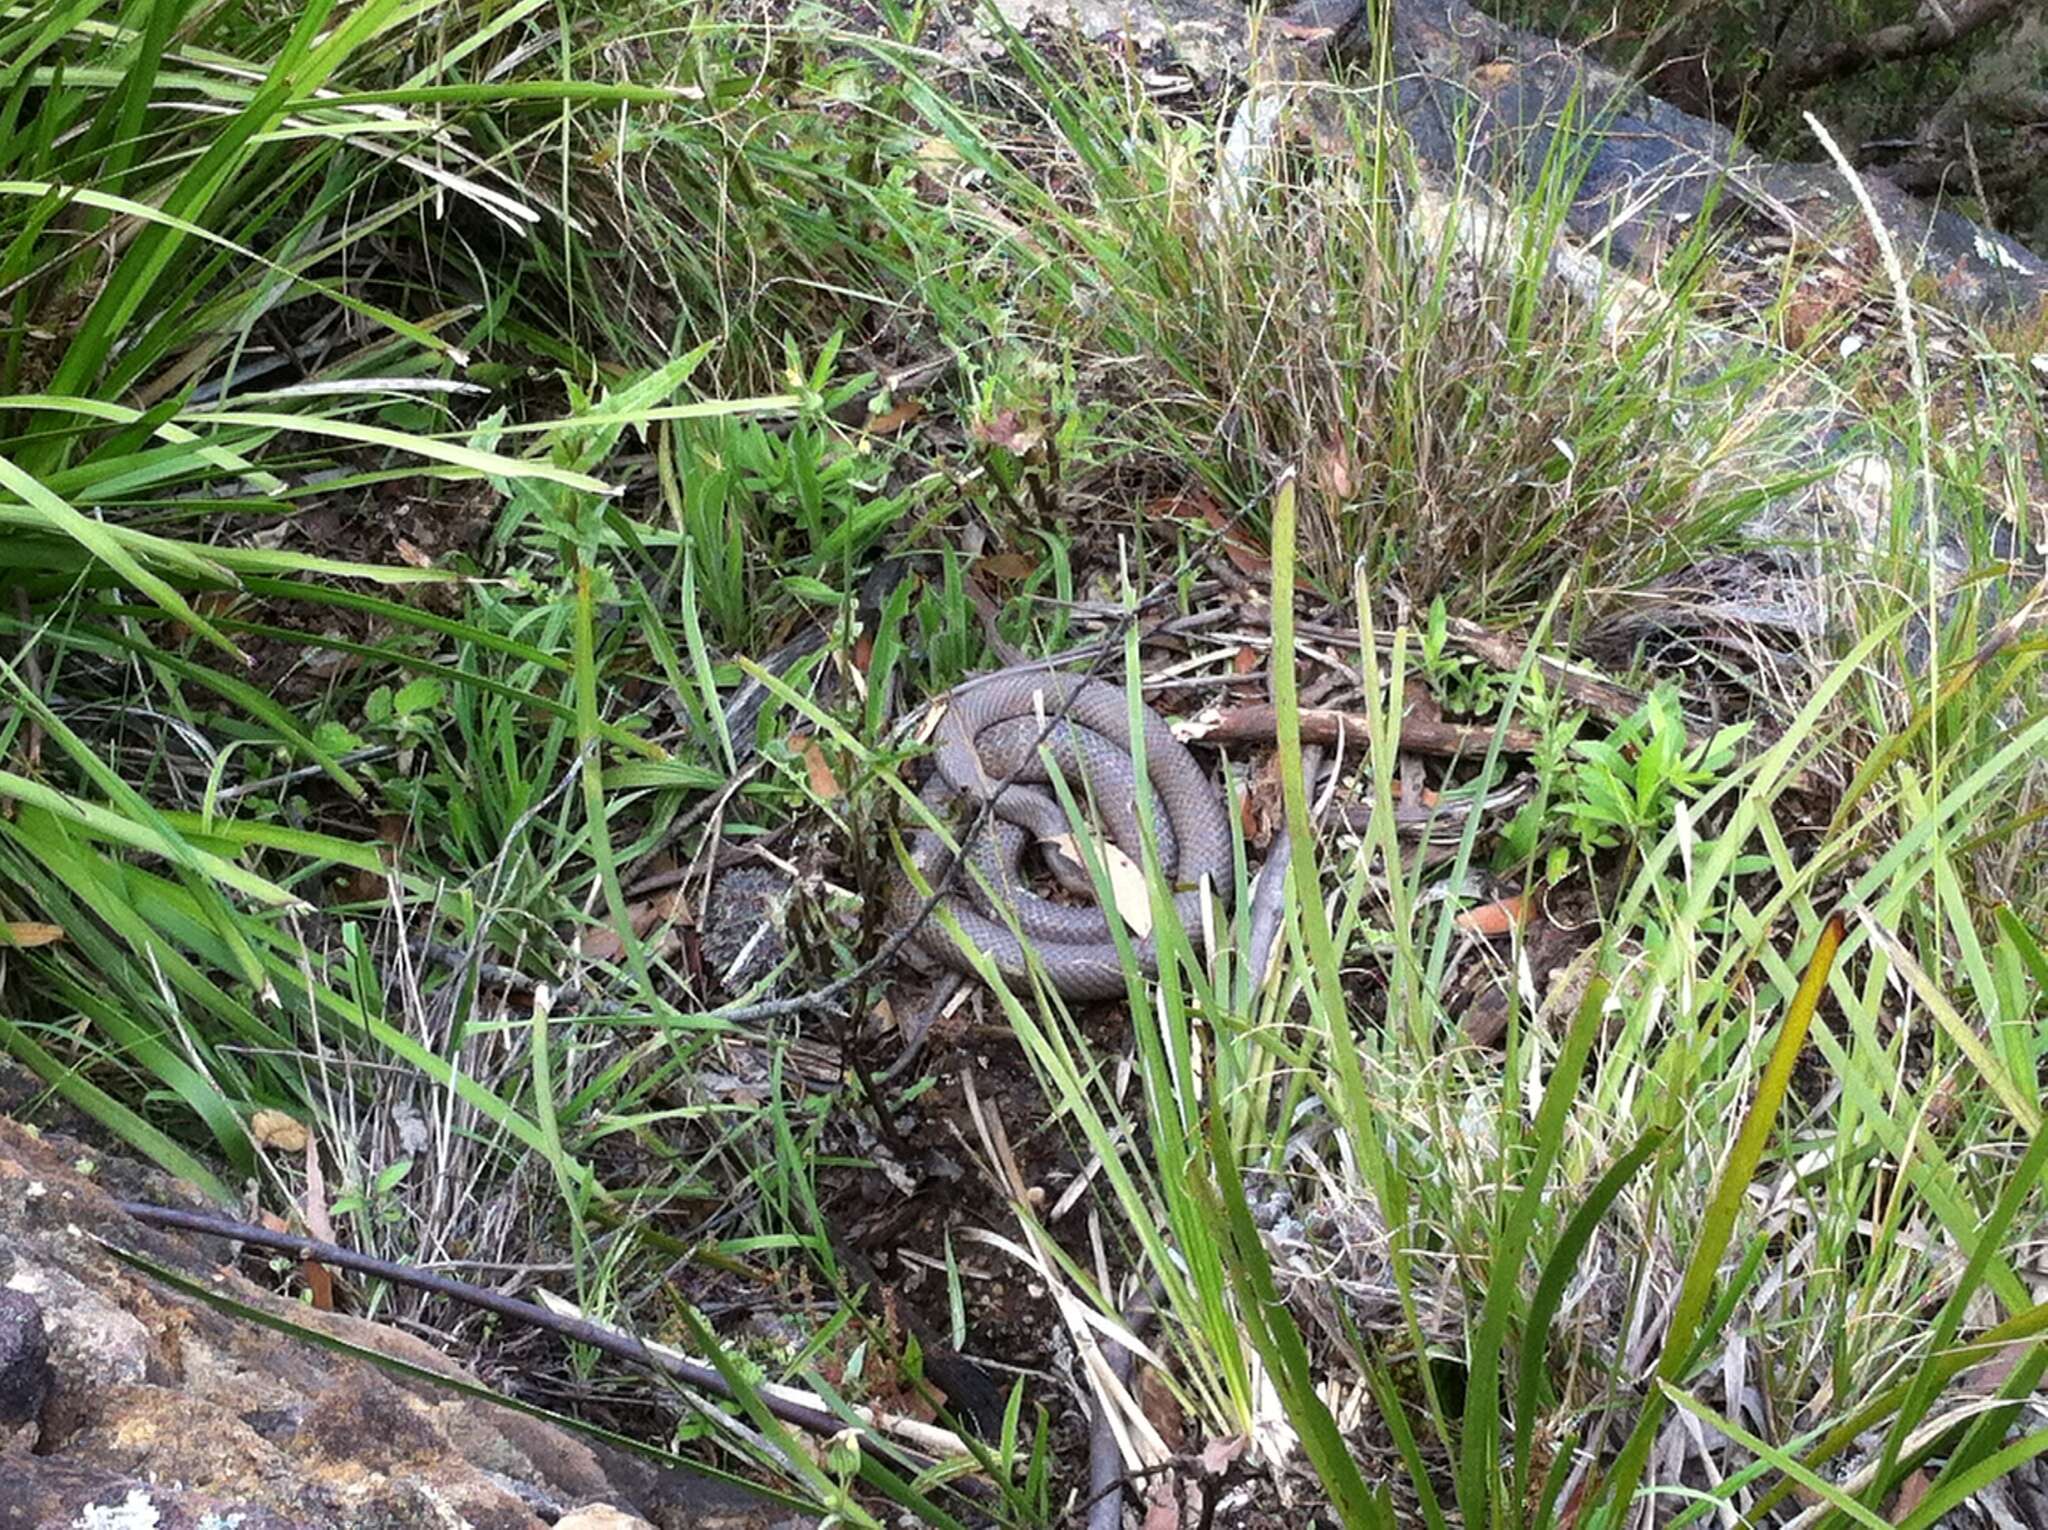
[893,671,1234,998]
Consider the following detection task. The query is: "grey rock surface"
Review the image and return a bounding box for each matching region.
[0,1111,800,1530]
[0,1286,50,1435]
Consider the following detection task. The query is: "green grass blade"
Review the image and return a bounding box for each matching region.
[1595,911,1844,1523]
[0,453,242,655]
[1460,972,1611,1523]
[0,1015,235,1202]
[1197,1098,1391,1529]
[1512,1120,1670,1512]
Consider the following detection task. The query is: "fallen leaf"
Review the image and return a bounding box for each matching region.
[1557,1466,1598,1526]
[301,1131,336,1310]
[1046,832,1153,937]
[790,730,843,800]
[865,396,924,435]
[1141,1478,1185,1530]
[1455,895,1529,936]
[1150,489,1270,576]
[393,537,434,569]
[260,1208,334,1312]
[300,1254,336,1311]
[1889,1470,1933,1521]
[1198,1434,1248,1476]
[334,866,386,904]
[972,409,1043,455]
[1140,1360,1187,1452]
[1239,790,1264,842]
[1276,19,1335,38]
[0,922,64,948]
[580,889,688,962]
[250,1109,309,1153]
[1924,1071,1963,1133]
[977,552,1038,581]
[1232,644,1261,676]
[1402,677,1444,726]
[1315,439,1354,498]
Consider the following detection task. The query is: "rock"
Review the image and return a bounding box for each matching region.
[557,1508,659,1530]
[0,1285,49,1437]
[1356,0,2048,316]
[983,0,2048,318]
[0,1112,804,1530]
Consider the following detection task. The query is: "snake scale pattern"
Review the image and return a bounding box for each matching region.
[893,671,1233,999]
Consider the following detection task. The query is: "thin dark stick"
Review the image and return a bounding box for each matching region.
[114,1200,883,1446]
[1087,1277,1165,1530]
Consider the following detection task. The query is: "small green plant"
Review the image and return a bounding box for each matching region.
[331,1157,416,1229]
[1418,597,1515,717]
[359,678,449,762]
[1558,688,1749,861]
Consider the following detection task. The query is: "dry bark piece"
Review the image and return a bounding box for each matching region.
[1185,702,1542,757]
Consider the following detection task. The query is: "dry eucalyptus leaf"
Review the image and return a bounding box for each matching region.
[580,890,687,963]
[1047,832,1153,938]
[865,396,924,435]
[0,922,64,948]
[977,552,1037,581]
[789,730,843,800]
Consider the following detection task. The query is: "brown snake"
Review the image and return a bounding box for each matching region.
[892,670,1235,999]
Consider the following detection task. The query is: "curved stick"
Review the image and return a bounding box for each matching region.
[114,1200,923,1452]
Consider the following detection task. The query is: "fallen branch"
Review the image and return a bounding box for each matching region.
[1086,1279,1164,1530]
[113,1200,967,1463]
[1761,0,2024,97]
[1185,703,1541,757]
